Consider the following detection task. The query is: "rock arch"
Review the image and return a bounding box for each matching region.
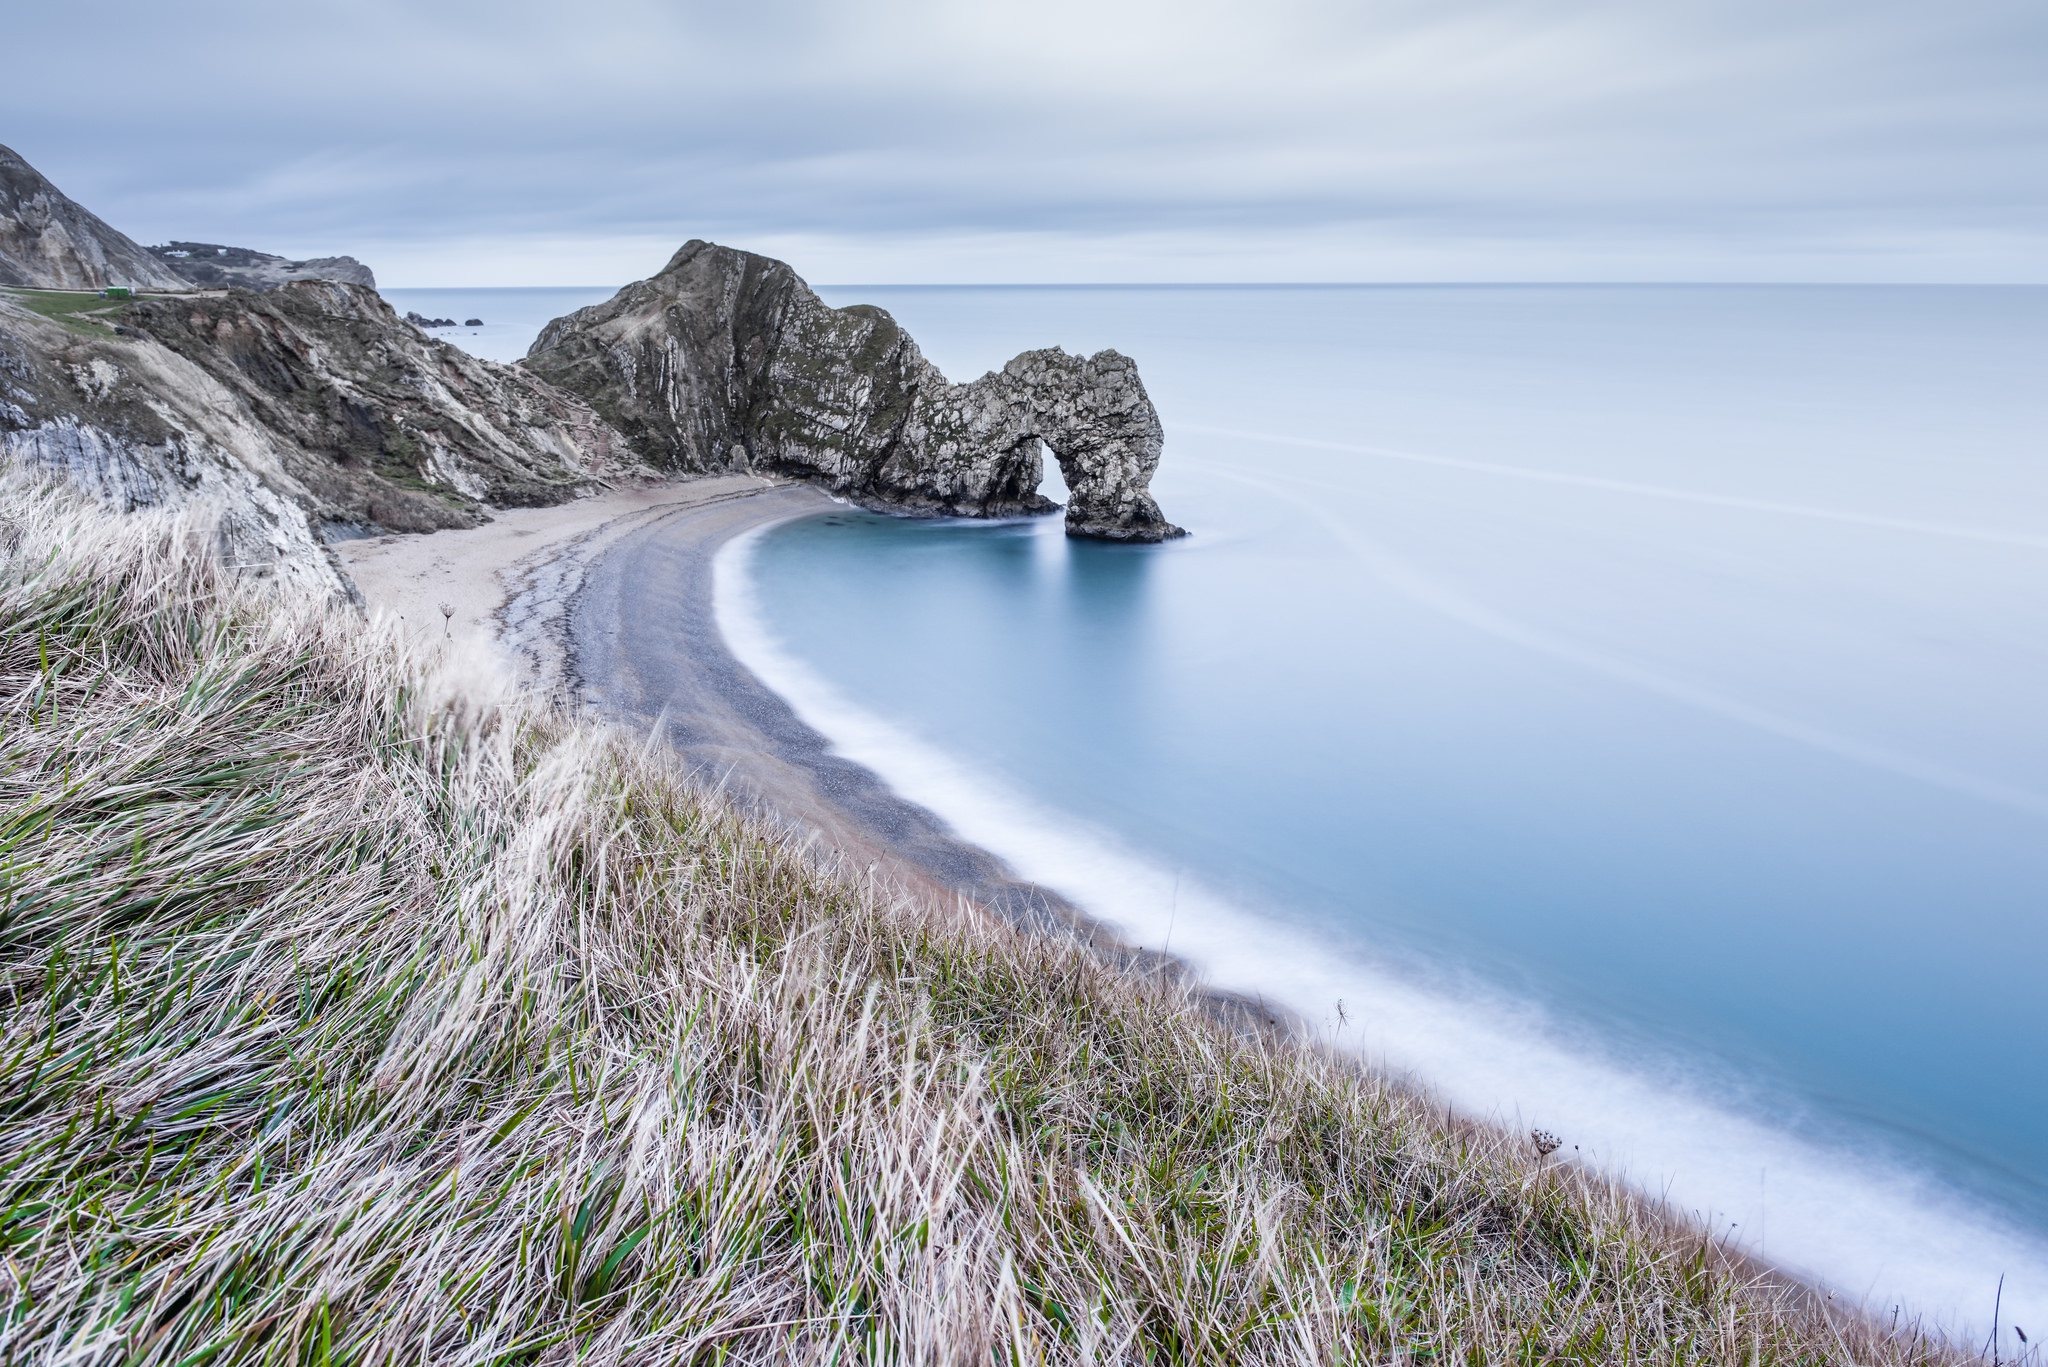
[989,347,1182,543]
[526,239,1186,542]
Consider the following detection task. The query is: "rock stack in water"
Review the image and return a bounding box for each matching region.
[524,239,1185,542]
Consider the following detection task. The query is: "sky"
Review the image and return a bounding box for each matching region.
[7,0,2047,286]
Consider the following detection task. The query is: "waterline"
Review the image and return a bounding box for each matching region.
[714,518,2048,1341]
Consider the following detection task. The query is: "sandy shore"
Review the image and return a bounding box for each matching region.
[335,476,1097,933]
[327,480,1895,1329]
[333,474,775,697]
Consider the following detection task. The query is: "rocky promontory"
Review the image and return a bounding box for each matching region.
[1,147,376,295]
[525,240,1184,542]
[149,241,378,292]
[3,142,1184,595]
[1,278,644,592]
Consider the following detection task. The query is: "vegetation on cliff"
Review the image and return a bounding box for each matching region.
[0,483,1961,1363]
[0,281,642,602]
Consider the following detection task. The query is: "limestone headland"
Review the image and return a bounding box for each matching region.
[526,239,1186,542]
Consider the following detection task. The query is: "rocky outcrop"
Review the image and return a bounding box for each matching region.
[1,281,644,597]
[0,144,189,292]
[149,241,378,292]
[525,240,1183,541]
[0,146,649,595]
[0,147,374,296]
[1,294,348,595]
[120,282,643,534]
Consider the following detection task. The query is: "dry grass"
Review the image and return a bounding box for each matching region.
[0,482,1973,1364]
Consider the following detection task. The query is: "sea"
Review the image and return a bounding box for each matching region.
[396,281,2048,1344]
[380,287,619,363]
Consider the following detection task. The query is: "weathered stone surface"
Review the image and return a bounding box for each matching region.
[525,240,1184,541]
[121,282,646,534]
[1,280,646,596]
[150,241,378,292]
[0,144,190,292]
[2,295,347,594]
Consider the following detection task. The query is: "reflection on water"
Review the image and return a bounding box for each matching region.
[740,284,2048,1331]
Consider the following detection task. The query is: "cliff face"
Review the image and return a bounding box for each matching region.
[0,147,376,294]
[149,241,378,292]
[0,281,644,595]
[525,240,1184,542]
[0,145,190,292]
[1,293,345,595]
[126,282,641,534]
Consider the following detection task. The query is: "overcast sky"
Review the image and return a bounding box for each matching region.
[8,0,2046,285]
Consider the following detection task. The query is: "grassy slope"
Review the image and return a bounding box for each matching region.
[0,287,132,337]
[0,485,1962,1365]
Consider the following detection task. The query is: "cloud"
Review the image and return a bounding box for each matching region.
[6,0,2044,282]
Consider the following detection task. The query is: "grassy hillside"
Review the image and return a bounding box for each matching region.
[0,286,132,337]
[0,483,1962,1364]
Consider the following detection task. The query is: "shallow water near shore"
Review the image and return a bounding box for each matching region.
[720,284,2048,1338]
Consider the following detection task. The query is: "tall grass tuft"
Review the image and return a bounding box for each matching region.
[0,480,1970,1364]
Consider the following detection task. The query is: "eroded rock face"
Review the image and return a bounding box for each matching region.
[524,240,1184,541]
[0,144,190,292]
[124,281,645,534]
[0,146,651,595]
[1,297,350,595]
[1,280,645,597]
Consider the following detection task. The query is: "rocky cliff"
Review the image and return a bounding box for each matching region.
[149,241,378,291]
[125,282,640,533]
[1,281,644,594]
[0,144,190,292]
[525,240,1184,542]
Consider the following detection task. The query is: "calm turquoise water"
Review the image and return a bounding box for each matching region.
[727,284,2048,1333]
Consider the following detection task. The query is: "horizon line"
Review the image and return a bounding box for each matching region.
[377,279,2048,292]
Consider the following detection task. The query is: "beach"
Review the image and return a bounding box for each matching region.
[333,474,773,697]
[335,475,1101,936]
[329,277,2048,1335]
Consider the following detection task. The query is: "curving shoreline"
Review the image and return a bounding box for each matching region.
[334,476,2039,1345]
[562,481,1136,941]
[9,474,1924,1363]
[338,476,1121,942]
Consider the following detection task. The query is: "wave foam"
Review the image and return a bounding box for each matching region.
[714,521,2048,1343]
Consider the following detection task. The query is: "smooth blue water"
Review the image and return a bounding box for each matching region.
[727,284,2048,1334]
[379,286,618,362]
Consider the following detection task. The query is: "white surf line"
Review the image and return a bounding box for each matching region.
[1180,423,2048,551]
[1197,461,2048,822]
[711,518,2048,1340]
